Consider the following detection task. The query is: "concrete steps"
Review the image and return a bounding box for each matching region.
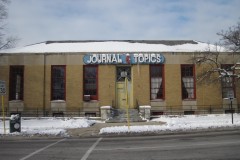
[106,109,146,123]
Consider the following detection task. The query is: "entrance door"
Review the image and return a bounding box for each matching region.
[116,82,127,108]
[116,66,132,109]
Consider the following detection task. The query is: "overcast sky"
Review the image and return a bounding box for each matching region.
[6,0,240,47]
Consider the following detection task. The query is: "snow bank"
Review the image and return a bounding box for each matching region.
[10,114,20,120]
[0,118,95,136]
[100,114,240,134]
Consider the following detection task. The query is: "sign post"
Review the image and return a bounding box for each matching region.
[125,77,130,131]
[0,80,6,134]
[230,98,233,124]
[228,92,234,124]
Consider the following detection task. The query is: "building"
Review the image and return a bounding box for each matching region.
[0,40,239,117]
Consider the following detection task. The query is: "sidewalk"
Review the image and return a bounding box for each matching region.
[67,121,165,137]
[66,121,240,138]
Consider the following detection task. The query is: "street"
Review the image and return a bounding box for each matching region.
[1,130,240,160]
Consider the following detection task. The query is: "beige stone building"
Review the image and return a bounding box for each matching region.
[0,40,239,117]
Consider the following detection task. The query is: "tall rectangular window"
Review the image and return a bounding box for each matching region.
[181,65,196,99]
[150,65,164,100]
[221,64,235,98]
[9,66,24,100]
[51,65,66,100]
[83,65,98,100]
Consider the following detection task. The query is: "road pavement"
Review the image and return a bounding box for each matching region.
[1,130,240,160]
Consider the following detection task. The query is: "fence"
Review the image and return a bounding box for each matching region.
[0,104,240,117]
[0,108,100,117]
[150,104,240,116]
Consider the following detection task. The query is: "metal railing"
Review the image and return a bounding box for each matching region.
[150,104,240,115]
[0,104,239,117]
[0,108,100,117]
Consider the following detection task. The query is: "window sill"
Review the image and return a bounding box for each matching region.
[51,100,66,103]
[51,100,66,112]
[150,99,165,102]
[223,98,237,103]
[83,100,99,103]
[9,100,24,112]
[9,100,23,102]
[223,98,236,100]
[182,99,196,101]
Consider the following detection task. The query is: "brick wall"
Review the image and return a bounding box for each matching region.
[98,65,115,107]
[132,65,150,107]
[0,53,239,114]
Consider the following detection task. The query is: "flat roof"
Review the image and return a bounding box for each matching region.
[0,40,224,54]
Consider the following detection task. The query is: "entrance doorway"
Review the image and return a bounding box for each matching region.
[116,66,133,109]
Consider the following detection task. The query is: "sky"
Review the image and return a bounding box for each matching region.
[5,0,240,47]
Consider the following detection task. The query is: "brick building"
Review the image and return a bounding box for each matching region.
[0,40,239,117]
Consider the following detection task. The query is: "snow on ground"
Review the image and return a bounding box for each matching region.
[0,118,96,136]
[1,114,240,136]
[99,114,240,134]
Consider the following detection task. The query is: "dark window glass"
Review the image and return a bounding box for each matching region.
[51,66,66,100]
[9,66,24,100]
[150,65,164,100]
[84,65,98,100]
[181,65,195,99]
[221,64,235,98]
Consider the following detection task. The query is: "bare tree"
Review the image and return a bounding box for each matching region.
[0,0,18,50]
[191,21,240,85]
[217,20,240,53]
[191,43,239,99]
[192,47,240,84]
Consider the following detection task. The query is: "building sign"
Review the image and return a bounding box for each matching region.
[0,80,6,95]
[83,53,165,65]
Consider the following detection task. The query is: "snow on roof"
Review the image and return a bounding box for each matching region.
[0,40,223,54]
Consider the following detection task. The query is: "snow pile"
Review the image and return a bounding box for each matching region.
[10,114,20,120]
[100,114,240,134]
[0,118,95,136]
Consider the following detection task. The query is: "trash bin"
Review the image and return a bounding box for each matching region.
[10,114,21,133]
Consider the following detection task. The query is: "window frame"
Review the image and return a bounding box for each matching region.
[221,64,235,98]
[150,64,165,100]
[181,64,196,100]
[51,65,66,101]
[83,65,98,100]
[116,66,131,82]
[9,65,24,101]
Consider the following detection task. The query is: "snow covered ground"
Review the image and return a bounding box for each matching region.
[1,114,240,136]
[0,117,96,136]
[99,114,240,134]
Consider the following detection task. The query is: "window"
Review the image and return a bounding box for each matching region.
[150,65,164,100]
[51,65,66,100]
[116,66,131,82]
[181,65,196,99]
[83,65,98,100]
[221,64,235,98]
[9,66,24,100]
